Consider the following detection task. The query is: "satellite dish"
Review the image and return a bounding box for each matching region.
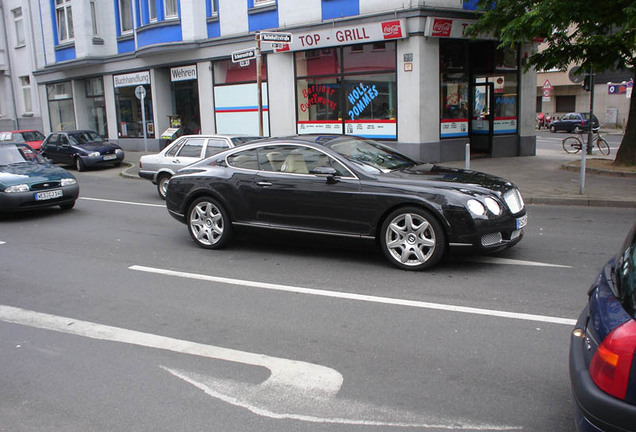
[569,66,584,84]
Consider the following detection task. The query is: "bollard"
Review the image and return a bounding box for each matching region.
[465,142,470,170]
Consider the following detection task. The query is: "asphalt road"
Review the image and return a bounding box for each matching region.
[1,170,635,432]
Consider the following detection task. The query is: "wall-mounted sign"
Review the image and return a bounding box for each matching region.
[274,19,406,53]
[170,65,197,82]
[424,17,487,39]
[260,31,293,44]
[231,48,257,63]
[113,71,150,88]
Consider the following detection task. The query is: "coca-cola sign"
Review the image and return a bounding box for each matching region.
[382,20,403,39]
[431,19,453,37]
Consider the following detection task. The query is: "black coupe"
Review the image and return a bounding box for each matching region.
[166,135,527,270]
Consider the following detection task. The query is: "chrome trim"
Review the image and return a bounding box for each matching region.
[232,221,374,239]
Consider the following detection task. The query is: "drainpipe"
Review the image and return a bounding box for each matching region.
[0,0,20,130]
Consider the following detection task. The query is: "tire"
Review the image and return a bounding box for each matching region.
[380,207,446,271]
[596,138,610,155]
[574,125,583,134]
[187,197,232,249]
[157,174,171,200]
[75,157,85,172]
[550,125,556,133]
[562,137,582,154]
[60,201,75,210]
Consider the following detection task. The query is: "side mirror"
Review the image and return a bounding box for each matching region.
[310,166,339,184]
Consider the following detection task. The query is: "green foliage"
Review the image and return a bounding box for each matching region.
[467,0,636,73]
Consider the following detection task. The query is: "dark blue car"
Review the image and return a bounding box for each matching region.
[570,223,636,431]
[41,130,125,171]
[550,112,600,133]
[0,142,79,212]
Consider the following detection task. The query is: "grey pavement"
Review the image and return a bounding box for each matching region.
[118,147,636,208]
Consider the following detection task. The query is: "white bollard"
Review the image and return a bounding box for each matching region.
[465,142,470,170]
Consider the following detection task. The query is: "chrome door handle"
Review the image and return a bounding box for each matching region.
[257,181,272,187]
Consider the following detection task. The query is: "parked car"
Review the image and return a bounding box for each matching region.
[549,112,599,133]
[41,130,125,171]
[0,130,46,152]
[0,142,79,212]
[165,135,527,270]
[139,134,260,199]
[569,223,636,432]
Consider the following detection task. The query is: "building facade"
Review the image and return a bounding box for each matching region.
[2,0,538,162]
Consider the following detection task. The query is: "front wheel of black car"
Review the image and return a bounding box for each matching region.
[187,197,232,249]
[380,207,446,271]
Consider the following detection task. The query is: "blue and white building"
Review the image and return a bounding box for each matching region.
[3,0,538,161]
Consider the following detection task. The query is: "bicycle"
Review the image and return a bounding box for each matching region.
[562,129,610,155]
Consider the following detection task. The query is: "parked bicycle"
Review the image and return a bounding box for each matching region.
[562,129,610,155]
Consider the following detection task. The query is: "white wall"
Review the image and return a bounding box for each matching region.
[267,52,296,136]
[277,0,321,27]
[219,0,248,36]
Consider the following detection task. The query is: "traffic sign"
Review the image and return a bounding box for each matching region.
[135,85,146,100]
[259,31,293,44]
[231,47,257,63]
[542,79,553,90]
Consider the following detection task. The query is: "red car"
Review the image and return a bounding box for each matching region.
[0,130,46,152]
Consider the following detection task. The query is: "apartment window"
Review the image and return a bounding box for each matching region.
[206,0,216,15]
[119,0,133,33]
[164,0,178,18]
[148,0,157,21]
[20,76,32,113]
[90,0,99,35]
[13,8,25,46]
[254,0,276,6]
[55,0,74,42]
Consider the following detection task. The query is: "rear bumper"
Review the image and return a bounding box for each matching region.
[138,169,156,182]
[569,306,636,432]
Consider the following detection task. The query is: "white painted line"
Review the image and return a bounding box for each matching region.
[0,304,342,396]
[79,196,165,208]
[467,256,571,268]
[130,265,577,326]
[0,241,5,245]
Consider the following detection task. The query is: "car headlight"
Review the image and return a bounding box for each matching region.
[484,197,502,215]
[5,184,29,193]
[61,178,77,187]
[467,199,486,216]
[88,151,100,157]
[116,149,124,155]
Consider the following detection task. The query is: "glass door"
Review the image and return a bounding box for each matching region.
[470,77,494,155]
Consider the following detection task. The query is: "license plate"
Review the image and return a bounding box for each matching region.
[103,154,117,160]
[35,189,63,201]
[516,215,528,229]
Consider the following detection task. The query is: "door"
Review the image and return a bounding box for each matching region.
[470,78,494,155]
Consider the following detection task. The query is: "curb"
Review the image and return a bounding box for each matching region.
[561,163,636,178]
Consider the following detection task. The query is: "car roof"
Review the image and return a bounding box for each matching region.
[7,130,40,133]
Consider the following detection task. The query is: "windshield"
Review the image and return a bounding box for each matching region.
[324,138,416,172]
[69,131,104,145]
[21,131,45,141]
[0,144,43,165]
[616,226,636,317]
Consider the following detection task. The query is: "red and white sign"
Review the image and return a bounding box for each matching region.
[425,17,481,39]
[542,79,553,90]
[274,19,406,53]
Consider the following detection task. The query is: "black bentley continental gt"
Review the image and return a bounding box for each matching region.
[165,135,527,270]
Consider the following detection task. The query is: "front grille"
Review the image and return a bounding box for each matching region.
[481,232,503,247]
[503,188,524,214]
[30,181,62,191]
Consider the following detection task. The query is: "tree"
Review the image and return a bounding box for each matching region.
[467,0,636,166]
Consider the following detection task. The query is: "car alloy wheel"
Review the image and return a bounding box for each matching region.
[157,174,171,200]
[380,207,446,270]
[187,197,232,249]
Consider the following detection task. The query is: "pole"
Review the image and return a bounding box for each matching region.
[256,33,263,137]
[587,67,595,155]
[141,94,148,152]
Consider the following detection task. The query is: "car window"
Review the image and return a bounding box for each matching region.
[0,133,7,141]
[255,144,351,176]
[0,144,41,165]
[22,131,45,141]
[164,138,184,157]
[60,135,70,145]
[12,133,26,142]
[617,229,636,317]
[177,138,205,158]
[227,148,259,170]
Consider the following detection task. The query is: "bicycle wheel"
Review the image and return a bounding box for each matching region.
[596,138,610,155]
[563,137,582,154]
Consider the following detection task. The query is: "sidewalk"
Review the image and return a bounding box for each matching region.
[119,149,636,208]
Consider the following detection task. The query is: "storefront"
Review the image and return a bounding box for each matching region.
[113,70,154,139]
[170,65,201,135]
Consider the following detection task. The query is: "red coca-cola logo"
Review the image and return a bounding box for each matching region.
[432,19,453,37]
[382,20,403,39]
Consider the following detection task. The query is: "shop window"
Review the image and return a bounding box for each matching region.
[440,40,469,138]
[114,73,154,138]
[295,49,340,77]
[214,58,267,84]
[85,78,107,136]
[47,81,76,131]
[55,0,74,42]
[343,43,396,74]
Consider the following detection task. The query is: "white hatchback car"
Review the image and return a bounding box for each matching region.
[139,134,260,199]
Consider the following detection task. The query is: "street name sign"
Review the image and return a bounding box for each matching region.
[231,48,257,63]
[259,31,293,44]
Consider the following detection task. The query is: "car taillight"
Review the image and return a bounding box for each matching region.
[589,319,636,400]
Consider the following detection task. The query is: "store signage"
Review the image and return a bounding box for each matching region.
[424,17,482,39]
[274,19,406,53]
[259,31,292,44]
[113,71,150,88]
[170,65,197,82]
[231,48,257,63]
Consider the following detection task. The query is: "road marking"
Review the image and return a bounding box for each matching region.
[80,196,165,208]
[0,304,521,430]
[467,256,571,268]
[0,241,5,245]
[0,304,342,396]
[130,265,577,326]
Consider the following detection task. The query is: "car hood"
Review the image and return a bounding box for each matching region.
[74,142,121,153]
[0,163,74,187]
[377,164,516,195]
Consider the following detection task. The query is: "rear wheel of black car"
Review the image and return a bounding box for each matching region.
[157,174,171,200]
[187,197,232,249]
[380,207,446,271]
